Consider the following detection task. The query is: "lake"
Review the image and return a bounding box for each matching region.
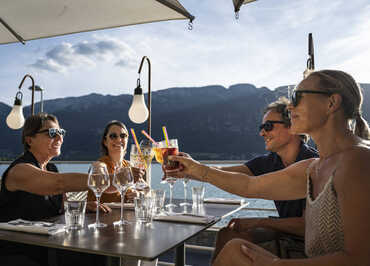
[0,162,277,226]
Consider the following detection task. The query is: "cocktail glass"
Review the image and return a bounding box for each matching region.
[130,144,152,191]
[155,139,179,209]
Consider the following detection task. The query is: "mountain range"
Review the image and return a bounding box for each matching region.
[1,83,370,161]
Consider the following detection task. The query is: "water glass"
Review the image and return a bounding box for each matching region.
[64,200,86,230]
[192,186,205,207]
[151,189,166,215]
[134,196,154,224]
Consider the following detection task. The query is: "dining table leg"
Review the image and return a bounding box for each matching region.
[175,243,185,266]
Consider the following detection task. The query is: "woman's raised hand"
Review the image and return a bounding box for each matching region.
[131,166,145,182]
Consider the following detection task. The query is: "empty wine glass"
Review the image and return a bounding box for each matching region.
[180,177,191,207]
[87,163,110,228]
[113,166,134,226]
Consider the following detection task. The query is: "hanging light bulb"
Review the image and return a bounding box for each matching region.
[128,79,149,124]
[6,91,25,130]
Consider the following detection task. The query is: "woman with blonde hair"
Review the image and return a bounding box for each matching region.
[166,70,370,265]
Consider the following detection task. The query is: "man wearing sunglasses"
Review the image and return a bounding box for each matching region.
[212,97,318,260]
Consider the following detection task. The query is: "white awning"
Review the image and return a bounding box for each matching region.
[0,0,194,45]
[233,0,257,13]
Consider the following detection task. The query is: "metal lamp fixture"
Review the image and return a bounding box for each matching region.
[28,85,44,113]
[6,74,37,130]
[303,33,315,78]
[128,56,152,136]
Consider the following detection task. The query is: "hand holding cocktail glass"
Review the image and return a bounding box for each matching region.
[163,153,206,182]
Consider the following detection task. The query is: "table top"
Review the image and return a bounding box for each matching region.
[0,201,246,260]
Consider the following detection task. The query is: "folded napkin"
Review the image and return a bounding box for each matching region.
[153,213,217,224]
[0,219,65,235]
[204,198,242,204]
[104,202,135,209]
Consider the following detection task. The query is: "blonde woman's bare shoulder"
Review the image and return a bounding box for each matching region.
[339,145,370,177]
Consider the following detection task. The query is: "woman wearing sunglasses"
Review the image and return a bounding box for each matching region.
[0,113,106,266]
[86,120,145,212]
[166,70,370,266]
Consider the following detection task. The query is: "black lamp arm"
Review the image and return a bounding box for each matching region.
[18,74,35,115]
[137,56,151,136]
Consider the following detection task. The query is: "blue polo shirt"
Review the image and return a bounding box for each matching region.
[245,142,318,218]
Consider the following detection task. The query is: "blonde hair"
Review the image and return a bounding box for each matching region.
[310,70,370,140]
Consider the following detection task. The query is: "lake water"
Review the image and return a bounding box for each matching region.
[0,162,277,226]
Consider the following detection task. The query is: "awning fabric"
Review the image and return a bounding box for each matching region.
[0,0,194,45]
[233,0,257,13]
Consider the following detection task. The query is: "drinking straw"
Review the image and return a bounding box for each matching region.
[130,128,147,169]
[141,130,158,145]
[162,126,169,147]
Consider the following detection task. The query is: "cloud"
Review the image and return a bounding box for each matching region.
[29,37,137,73]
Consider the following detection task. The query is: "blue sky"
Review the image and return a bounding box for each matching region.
[1,0,369,107]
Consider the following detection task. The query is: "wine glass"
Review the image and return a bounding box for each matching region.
[130,144,150,192]
[87,163,110,228]
[113,166,134,226]
[180,177,191,207]
[157,139,179,210]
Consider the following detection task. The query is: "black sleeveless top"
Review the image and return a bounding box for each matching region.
[0,151,63,262]
[0,151,63,223]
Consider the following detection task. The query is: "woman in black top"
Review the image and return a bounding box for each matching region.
[0,113,105,266]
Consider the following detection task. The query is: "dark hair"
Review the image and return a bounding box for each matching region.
[100,120,128,156]
[309,70,370,140]
[263,97,309,142]
[22,113,59,151]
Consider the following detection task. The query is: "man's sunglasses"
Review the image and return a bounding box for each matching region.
[108,133,128,140]
[36,128,66,138]
[259,121,285,132]
[291,90,332,107]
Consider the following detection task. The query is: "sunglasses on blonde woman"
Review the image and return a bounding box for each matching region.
[290,90,332,107]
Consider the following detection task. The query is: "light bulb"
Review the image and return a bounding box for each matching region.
[6,98,25,129]
[128,94,149,124]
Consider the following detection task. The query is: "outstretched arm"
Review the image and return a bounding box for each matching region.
[6,163,88,195]
[166,155,312,201]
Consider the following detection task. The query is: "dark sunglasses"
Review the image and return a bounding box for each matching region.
[259,121,285,132]
[291,89,332,107]
[36,128,66,138]
[108,132,128,140]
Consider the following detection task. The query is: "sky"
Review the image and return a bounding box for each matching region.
[1,0,370,107]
